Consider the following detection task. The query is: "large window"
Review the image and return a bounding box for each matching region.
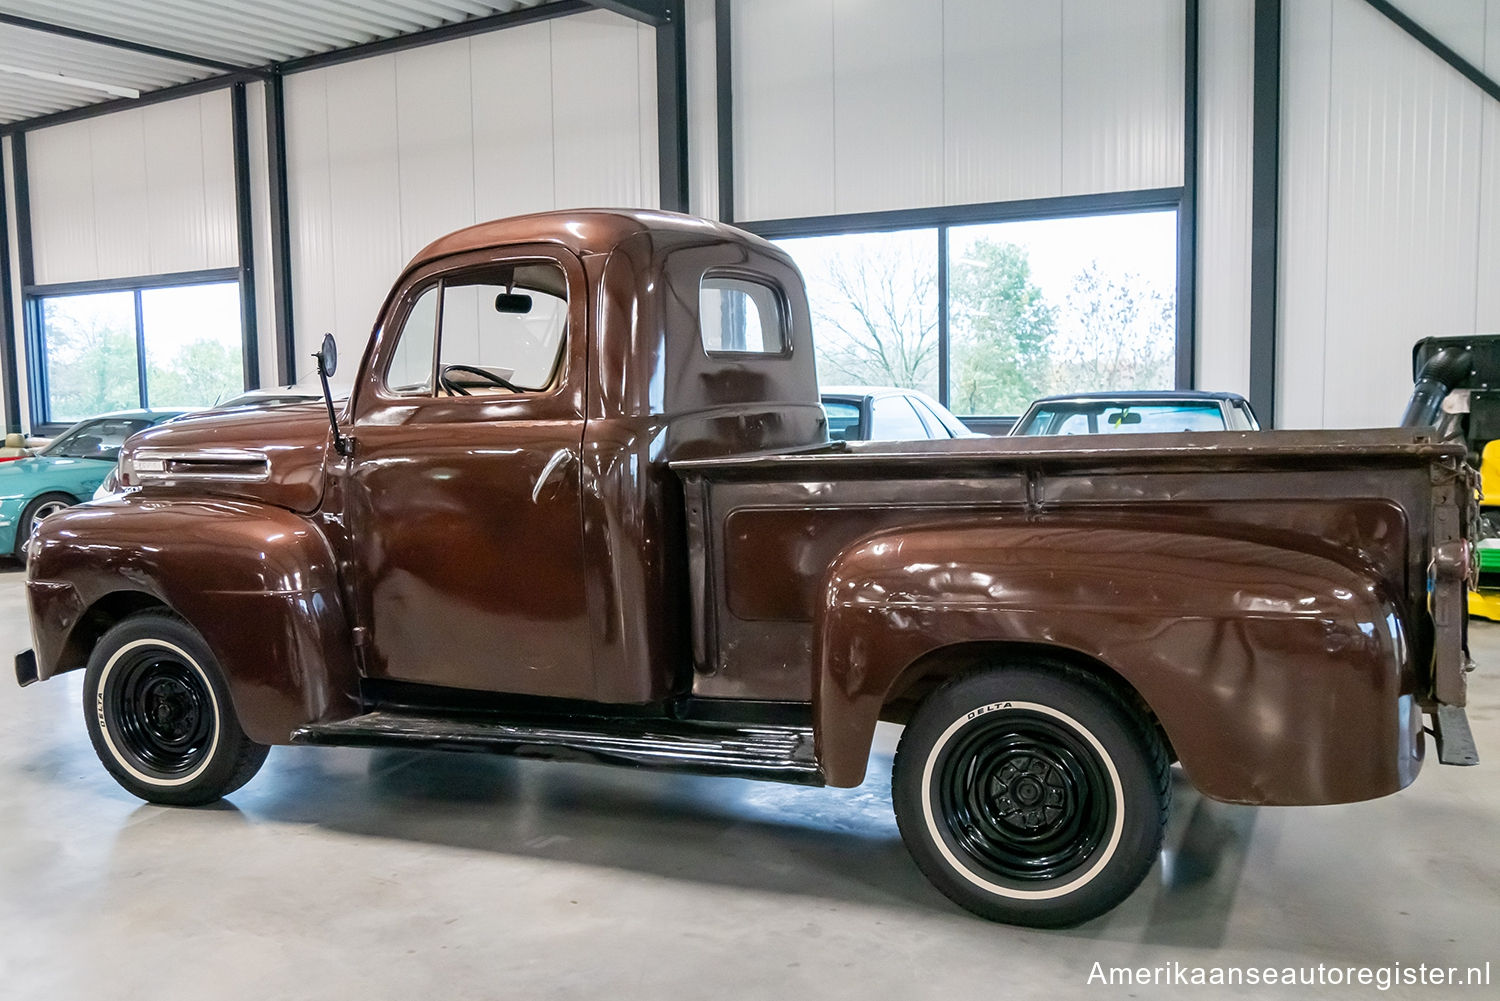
[776,228,940,399]
[34,280,244,425]
[776,209,1179,416]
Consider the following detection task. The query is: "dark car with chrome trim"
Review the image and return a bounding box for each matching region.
[1010,390,1260,436]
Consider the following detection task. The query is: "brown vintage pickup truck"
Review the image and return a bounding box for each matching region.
[14,210,1478,927]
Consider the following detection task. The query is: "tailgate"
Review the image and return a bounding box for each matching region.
[1429,454,1480,765]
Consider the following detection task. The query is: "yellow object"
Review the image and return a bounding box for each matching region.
[1468,587,1500,621]
[1481,440,1500,505]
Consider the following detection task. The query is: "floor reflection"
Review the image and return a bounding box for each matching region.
[1134,774,1259,946]
[232,738,942,915]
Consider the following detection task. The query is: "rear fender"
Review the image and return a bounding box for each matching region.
[814,521,1421,805]
[26,497,358,744]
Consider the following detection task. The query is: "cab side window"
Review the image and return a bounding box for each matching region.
[383,261,569,397]
[387,285,440,396]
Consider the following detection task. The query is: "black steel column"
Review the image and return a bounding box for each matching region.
[1176,0,1199,391]
[656,8,689,213]
[231,82,260,391]
[11,132,42,426]
[264,72,296,385]
[714,0,734,222]
[12,132,32,290]
[0,143,19,432]
[1248,0,1281,427]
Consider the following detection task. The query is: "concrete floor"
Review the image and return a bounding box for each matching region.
[0,562,1495,1001]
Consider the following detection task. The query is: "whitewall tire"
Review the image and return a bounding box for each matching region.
[83,612,268,806]
[892,663,1170,927]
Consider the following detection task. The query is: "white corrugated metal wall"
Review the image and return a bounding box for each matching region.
[729,0,1185,221]
[24,92,238,284]
[283,9,659,368]
[1278,0,1500,429]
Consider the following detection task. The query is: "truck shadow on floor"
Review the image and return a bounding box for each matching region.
[221,740,1259,940]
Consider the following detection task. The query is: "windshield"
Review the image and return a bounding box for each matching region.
[41,417,155,461]
[822,399,864,441]
[1015,402,1228,435]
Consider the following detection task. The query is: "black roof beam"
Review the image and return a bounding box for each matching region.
[0,2,601,133]
[0,71,265,136]
[588,2,670,26]
[1361,0,1499,104]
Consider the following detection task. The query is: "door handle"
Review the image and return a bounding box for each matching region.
[532,448,575,504]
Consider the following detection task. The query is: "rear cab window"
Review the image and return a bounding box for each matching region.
[699,274,787,355]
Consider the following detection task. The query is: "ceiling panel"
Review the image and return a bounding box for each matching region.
[0,21,210,124]
[0,0,555,127]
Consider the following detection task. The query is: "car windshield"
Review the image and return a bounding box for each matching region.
[823,400,864,441]
[1015,402,1227,435]
[40,417,155,461]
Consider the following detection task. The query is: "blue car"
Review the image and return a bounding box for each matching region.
[0,410,185,561]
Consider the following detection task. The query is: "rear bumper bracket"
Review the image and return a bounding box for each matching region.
[1432,705,1479,765]
[14,649,37,688]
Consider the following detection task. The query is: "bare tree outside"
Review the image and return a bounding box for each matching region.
[783,230,940,396]
[1049,262,1174,393]
[779,211,1178,415]
[42,295,141,422]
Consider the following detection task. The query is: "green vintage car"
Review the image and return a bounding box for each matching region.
[0,411,185,561]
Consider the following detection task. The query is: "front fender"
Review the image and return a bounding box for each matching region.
[815,520,1422,805]
[26,496,359,744]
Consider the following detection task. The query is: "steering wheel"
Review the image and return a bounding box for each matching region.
[439,363,523,396]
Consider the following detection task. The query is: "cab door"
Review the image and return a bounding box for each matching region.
[345,246,594,700]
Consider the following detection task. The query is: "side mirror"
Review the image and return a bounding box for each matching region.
[315,332,339,378]
[311,332,352,457]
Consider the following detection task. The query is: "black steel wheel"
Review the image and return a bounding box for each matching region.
[83,612,269,806]
[892,662,1169,927]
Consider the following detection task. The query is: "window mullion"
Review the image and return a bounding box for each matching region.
[937,225,950,409]
[134,289,148,409]
[27,297,49,426]
[429,279,446,396]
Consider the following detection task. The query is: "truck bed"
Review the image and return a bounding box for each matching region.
[675,427,1472,802]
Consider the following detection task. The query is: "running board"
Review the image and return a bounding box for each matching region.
[1432,705,1479,766]
[292,711,824,786]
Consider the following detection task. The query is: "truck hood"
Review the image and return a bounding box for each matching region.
[119,403,333,514]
